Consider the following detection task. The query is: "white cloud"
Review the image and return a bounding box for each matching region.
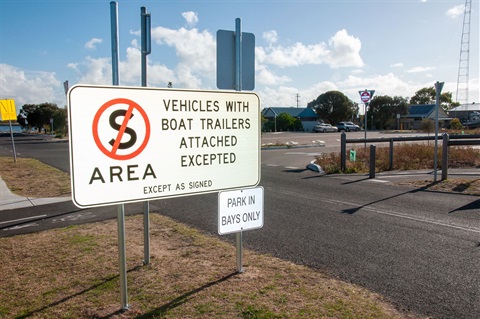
[326,29,364,69]
[151,26,215,88]
[182,11,199,28]
[446,5,465,19]
[256,67,291,86]
[0,64,61,106]
[76,56,111,85]
[263,30,278,45]
[407,66,436,73]
[390,63,404,68]
[256,29,363,69]
[85,38,102,50]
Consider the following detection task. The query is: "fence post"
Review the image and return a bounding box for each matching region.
[341,132,346,172]
[369,145,376,179]
[389,138,394,171]
[442,133,449,181]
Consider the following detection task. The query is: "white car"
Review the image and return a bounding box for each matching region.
[314,123,338,133]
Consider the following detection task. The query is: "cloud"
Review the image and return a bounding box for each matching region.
[151,26,215,87]
[446,5,465,19]
[182,11,199,28]
[256,29,363,69]
[85,38,102,50]
[390,63,404,68]
[256,67,291,86]
[263,30,278,45]
[406,66,436,73]
[0,64,61,106]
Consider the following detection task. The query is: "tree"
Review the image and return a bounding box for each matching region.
[275,113,303,131]
[309,91,354,125]
[410,87,458,111]
[421,118,434,135]
[367,95,408,130]
[18,103,67,134]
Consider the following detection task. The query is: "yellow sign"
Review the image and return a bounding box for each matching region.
[0,99,17,121]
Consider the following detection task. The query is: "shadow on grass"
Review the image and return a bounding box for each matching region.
[15,265,142,319]
[134,272,238,319]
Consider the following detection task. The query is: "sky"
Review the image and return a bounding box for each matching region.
[0,0,479,115]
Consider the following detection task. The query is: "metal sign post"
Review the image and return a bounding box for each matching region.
[359,89,374,148]
[0,99,18,162]
[110,1,128,310]
[234,18,244,273]
[434,81,444,182]
[140,6,152,266]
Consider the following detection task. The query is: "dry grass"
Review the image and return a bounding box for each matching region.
[0,158,425,318]
[0,214,422,319]
[0,156,70,197]
[315,143,480,195]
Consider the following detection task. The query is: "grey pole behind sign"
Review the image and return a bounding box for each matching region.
[235,18,244,274]
[111,1,129,310]
[434,81,444,182]
[140,6,151,266]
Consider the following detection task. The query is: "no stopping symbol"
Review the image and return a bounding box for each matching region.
[92,98,151,160]
[360,91,371,103]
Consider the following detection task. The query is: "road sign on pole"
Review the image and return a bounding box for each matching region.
[68,85,260,208]
[218,187,264,235]
[0,99,17,121]
[216,29,255,91]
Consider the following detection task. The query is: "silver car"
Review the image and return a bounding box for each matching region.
[314,123,338,133]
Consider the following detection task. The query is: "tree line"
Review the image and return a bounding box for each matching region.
[16,103,67,136]
[266,86,457,131]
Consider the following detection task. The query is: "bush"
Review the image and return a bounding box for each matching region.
[315,143,480,174]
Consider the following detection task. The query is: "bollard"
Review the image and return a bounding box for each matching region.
[442,134,449,180]
[341,132,346,172]
[369,145,376,179]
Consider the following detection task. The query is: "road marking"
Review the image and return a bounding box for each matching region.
[368,179,389,183]
[0,214,47,225]
[266,164,279,167]
[285,152,321,156]
[270,187,480,234]
[285,166,301,170]
[52,212,96,224]
[3,223,39,231]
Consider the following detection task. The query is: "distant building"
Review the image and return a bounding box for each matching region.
[400,104,451,130]
[262,107,319,131]
[448,103,480,123]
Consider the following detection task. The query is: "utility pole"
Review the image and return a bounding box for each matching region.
[295,93,300,108]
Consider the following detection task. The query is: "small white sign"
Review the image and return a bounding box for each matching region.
[218,187,264,235]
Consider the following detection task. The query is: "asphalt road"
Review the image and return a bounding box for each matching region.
[1,132,479,319]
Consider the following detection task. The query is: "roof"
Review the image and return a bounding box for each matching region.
[407,104,450,120]
[262,107,317,119]
[450,103,480,111]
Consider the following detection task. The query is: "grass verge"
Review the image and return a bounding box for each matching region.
[0,156,70,197]
[0,157,425,318]
[0,214,423,319]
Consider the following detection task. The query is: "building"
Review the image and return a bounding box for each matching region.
[448,103,480,123]
[400,104,451,130]
[261,107,318,131]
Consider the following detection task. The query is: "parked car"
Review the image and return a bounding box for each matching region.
[336,121,360,132]
[314,123,338,133]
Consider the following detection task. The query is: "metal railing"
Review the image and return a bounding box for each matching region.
[340,133,480,180]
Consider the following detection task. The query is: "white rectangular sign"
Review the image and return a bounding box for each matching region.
[218,187,264,235]
[68,85,260,208]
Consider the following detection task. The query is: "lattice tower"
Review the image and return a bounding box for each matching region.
[455,0,472,107]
